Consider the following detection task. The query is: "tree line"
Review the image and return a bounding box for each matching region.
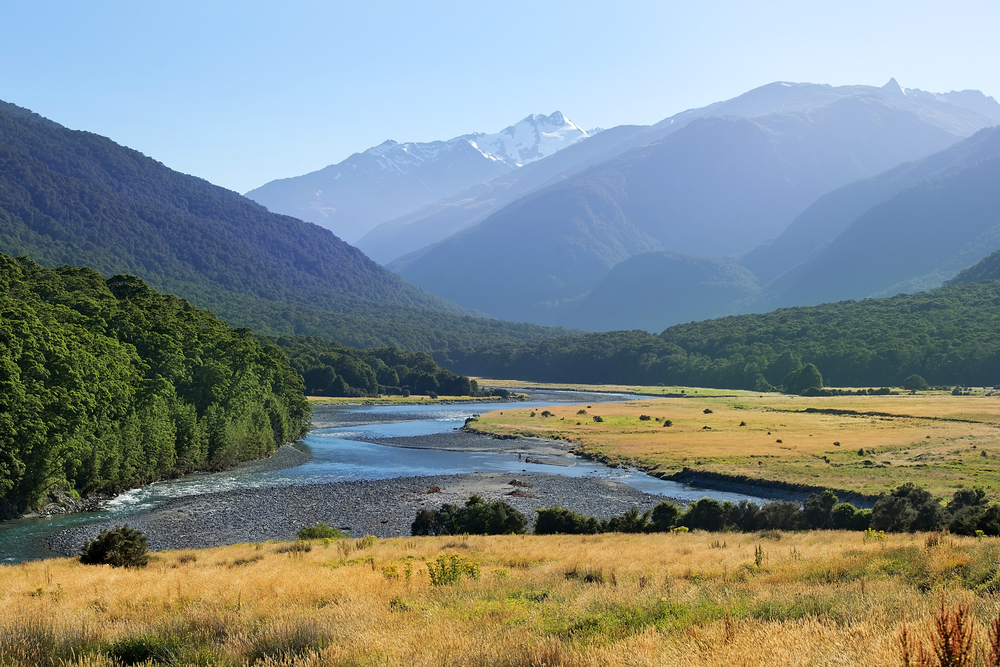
[270,335,510,398]
[436,281,1000,390]
[409,483,1000,538]
[0,254,310,516]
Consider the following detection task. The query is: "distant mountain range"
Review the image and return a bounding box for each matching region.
[393,80,1000,328]
[245,112,590,243]
[0,100,570,350]
[359,79,1000,267]
[747,125,1000,311]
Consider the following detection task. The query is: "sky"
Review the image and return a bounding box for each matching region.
[2,1,998,193]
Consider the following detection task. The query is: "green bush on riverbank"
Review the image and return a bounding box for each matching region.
[0,254,310,514]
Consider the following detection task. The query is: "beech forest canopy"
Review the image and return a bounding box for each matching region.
[0,253,311,514]
[269,335,503,399]
[437,281,1000,390]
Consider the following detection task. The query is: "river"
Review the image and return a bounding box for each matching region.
[0,390,767,563]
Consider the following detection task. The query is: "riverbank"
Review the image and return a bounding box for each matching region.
[48,472,666,555]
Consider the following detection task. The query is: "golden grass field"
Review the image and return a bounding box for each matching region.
[5,531,1000,666]
[468,391,1000,498]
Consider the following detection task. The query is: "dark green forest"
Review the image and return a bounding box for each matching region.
[271,336,506,398]
[0,99,569,351]
[0,253,310,515]
[437,281,1000,389]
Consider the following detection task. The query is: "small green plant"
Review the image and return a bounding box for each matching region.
[592,415,604,423]
[382,565,399,580]
[425,555,479,586]
[754,545,765,568]
[297,522,345,540]
[663,420,673,427]
[356,535,377,550]
[863,528,887,542]
[577,409,587,415]
[80,525,149,568]
[671,525,688,533]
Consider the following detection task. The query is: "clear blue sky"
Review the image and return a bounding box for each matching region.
[2,1,997,193]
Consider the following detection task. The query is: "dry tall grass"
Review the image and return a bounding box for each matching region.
[4,531,1000,666]
[472,393,1000,496]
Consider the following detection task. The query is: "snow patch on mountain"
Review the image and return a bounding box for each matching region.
[463,112,590,166]
[356,112,589,175]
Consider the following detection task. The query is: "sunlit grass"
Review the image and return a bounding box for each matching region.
[470,392,1000,497]
[4,532,1000,666]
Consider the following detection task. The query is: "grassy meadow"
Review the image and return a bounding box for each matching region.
[468,391,1000,498]
[6,531,1000,666]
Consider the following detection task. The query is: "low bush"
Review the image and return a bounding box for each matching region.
[296,522,344,540]
[79,525,149,568]
[412,495,528,536]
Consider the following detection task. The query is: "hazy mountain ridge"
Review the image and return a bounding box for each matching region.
[750,125,1000,311]
[361,80,1000,268]
[360,124,656,265]
[397,83,989,327]
[245,112,589,243]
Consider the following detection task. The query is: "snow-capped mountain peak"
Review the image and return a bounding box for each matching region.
[463,111,590,166]
[353,112,590,176]
[245,111,591,243]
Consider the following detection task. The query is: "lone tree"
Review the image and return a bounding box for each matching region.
[903,374,929,391]
[782,363,823,395]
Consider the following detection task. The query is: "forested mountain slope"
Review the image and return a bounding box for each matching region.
[438,281,1000,389]
[755,126,1000,310]
[946,248,1000,286]
[0,100,570,350]
[0,253,310,516]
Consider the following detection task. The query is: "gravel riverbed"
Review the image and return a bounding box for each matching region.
[48,472,667,555]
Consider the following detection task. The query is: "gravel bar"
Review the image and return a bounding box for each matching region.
[48,472,668,555]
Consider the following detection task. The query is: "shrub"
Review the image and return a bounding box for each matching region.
[680,498,730,532]
[604,506,651,533]
[535,507,601,535]
[296,522,345,540]
[903,374,930,391]
[649,501,681,532]
[412,495,528,536]
[831,502,872,530]
[80,525,149,568]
